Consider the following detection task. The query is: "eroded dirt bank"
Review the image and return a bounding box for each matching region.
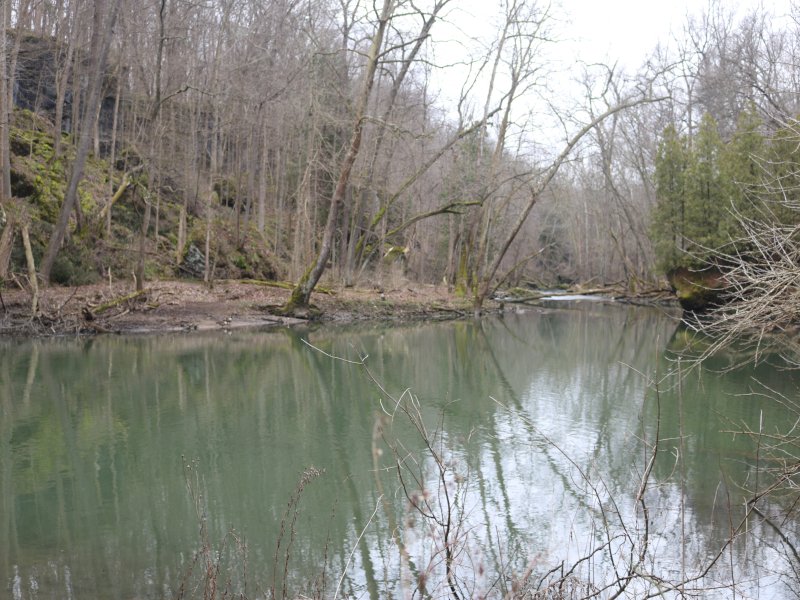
[0,279,476,337]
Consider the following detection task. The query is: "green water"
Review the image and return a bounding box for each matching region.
[1,303,797,598]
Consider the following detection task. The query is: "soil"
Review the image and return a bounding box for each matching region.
[0,278,478,337]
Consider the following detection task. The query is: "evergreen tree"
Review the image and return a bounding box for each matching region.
[684,113,726,258]
[652,124,689,272]
[719,104,765,238]
[762,119,800,225]
[651,113,766,274]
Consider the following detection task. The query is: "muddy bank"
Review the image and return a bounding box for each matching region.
[0,279,680,338]
[0,279,475,337]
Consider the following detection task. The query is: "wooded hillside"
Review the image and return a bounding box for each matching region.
[0,0,798,313]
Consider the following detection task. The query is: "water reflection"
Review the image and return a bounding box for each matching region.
[0,303,797,598]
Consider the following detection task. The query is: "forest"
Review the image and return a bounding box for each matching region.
[0,0,798,317]
[5,2,800,597]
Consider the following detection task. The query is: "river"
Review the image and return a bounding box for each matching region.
[1,302,798,598]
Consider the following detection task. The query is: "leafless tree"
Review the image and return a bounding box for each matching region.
[40,0,121,282]
[284,0,409,313]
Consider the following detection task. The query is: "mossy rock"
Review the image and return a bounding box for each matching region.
[10,133,33,157]
[185,217,279,280]
[667,267,727,313]
[78,187,97,215]
[10,169,36,197]
[181,244,206,278]
[11,109,52,133]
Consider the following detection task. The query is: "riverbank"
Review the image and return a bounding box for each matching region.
[0,279,477,336]
[0,278,678,336]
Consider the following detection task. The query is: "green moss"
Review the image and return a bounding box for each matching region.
[668,267,727,313]
[232,253,249,270]
[78,186,97,214]
[30,173,62,223]
[4,107,282,287]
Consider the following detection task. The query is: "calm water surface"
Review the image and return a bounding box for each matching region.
[1,303,798,598]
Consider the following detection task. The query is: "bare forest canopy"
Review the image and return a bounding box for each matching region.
[0,0,799,312]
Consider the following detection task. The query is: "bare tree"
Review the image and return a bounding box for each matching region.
[341,0,452,284]
[577,66,660,287]
[52,0,79,159]
[469,94,665,314]
[40,0,121,282]
[0,0,11,279]
[283,0,398,314]
[0,0,9,202]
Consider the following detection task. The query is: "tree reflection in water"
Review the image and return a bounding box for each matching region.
[0,304,797,598]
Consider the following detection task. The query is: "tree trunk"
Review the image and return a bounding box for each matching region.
[135,187,151,292]
[41,0,121,283]
[204,113,218,287]
[21,222,38,316]
[0,0,11,200]
[283,0,395,313]
[53,39,75,159]
[471,96,662,314]
[106,71,122,236]
[0,217,14,279]
[176,201,186,265]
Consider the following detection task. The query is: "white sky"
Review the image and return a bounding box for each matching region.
[567,0,696,66]
[441,0,793,71]
[564,0,793,67]
[428,0,794,148]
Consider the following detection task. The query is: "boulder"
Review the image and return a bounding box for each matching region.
[181,244,206,278]
[667,266,727,313]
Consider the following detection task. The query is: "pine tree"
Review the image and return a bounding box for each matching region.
[762,119,800,226]
[684,114,726,258]
[652,124,690,273]
[719,104,765,238]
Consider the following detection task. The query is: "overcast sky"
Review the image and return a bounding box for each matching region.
[442,0,793,70]
[424,0,795,150]
[564,0,793,67]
